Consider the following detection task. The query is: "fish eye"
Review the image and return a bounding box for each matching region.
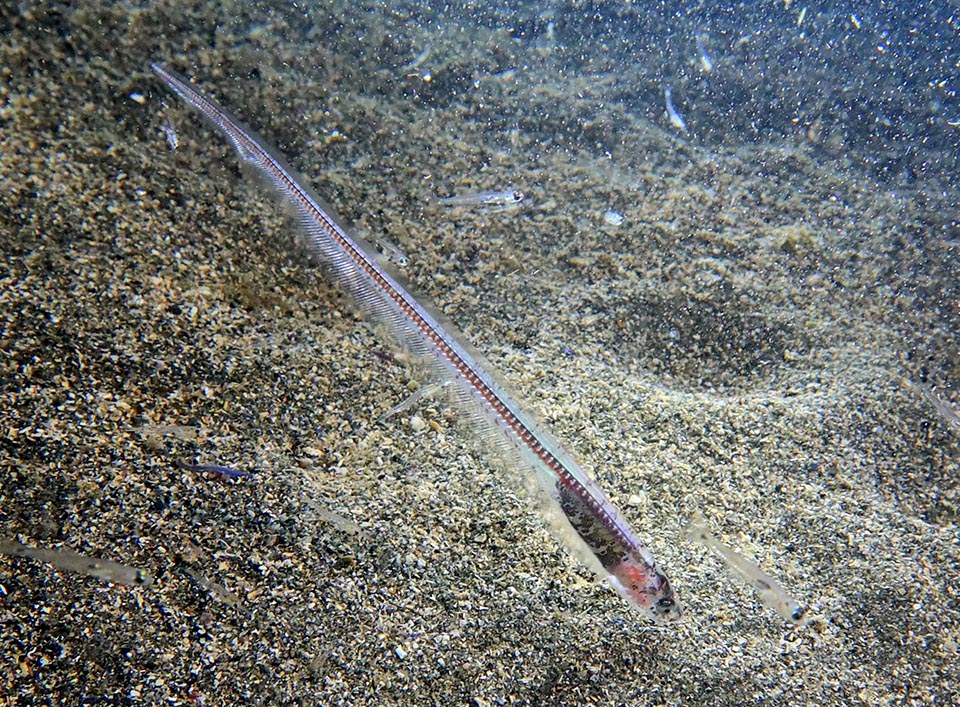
[655,597,681,620]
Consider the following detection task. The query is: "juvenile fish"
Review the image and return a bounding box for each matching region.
[685,511,806,624]
[695,35,713,74]
[375,238,410,266]
[0,538,154,587]
[377,381,448,422]
[911,380,960,437]
[174,458,253,479]
[664,84,688,134]
[179,566,239,604]
[438,189,525,209]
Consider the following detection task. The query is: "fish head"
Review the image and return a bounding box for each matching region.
[609,554,683,624]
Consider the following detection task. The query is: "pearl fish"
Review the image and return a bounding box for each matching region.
[151,63,680,623]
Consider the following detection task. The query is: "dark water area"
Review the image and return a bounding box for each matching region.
[303,1,960,191]
[1,1,958,705]
[533,1,960,186]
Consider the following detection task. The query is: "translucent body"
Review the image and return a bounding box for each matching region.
[152,63,680,623]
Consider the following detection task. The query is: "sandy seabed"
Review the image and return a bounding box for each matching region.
[1,2,957,705]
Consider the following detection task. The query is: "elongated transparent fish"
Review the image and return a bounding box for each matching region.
[0,538,154,587]
[695,35,713,74]
[664,84,687,134]
[151,63,681,623]
[438,189,525,209]
[685,511,805,624]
